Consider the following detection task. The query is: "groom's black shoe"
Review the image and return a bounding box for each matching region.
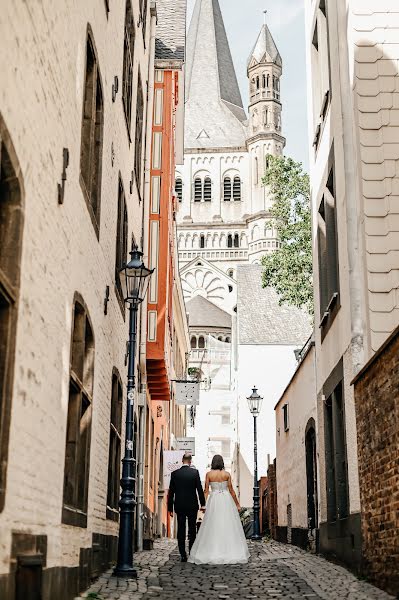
[181,555,188,562]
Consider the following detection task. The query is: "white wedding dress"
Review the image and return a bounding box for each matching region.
[188,481,250,565]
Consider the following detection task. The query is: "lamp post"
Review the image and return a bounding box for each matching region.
[247,386,263,541]
[114,245,154,578]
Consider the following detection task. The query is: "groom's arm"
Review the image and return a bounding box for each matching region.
[196,470,206,508]
[168,473,175,514]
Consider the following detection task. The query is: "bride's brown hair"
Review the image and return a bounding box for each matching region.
[211,455,225,470]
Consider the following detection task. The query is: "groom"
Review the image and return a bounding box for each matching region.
[168,452,206,562]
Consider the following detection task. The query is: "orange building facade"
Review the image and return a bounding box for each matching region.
[143,33,188,541]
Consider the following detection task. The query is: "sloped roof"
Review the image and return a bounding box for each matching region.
[155,0,186,62]
[185,0,247,149]
[247,24,282,68]
[186,295,232,329]
[237,265,311,346]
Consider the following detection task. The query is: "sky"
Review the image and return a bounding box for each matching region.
[186,0,309,171]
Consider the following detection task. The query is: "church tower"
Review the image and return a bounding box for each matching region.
[247,17,286,215]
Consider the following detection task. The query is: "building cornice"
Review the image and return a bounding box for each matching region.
[184,146,247,155]
[246,132,286,147]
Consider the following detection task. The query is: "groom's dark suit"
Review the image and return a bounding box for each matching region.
[168,465,206,559]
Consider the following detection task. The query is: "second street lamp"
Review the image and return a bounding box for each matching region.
[247,386,263,541]
[114,245,154,578]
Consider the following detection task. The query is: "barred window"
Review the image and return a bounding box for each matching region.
[203,177,212,202]
[194,178,202,202]
[0,127,24,512]
[122,0,135,136]
[223,177,232,201]
[63,298,94,527]
[175,178,183,202]
[233,176,241,201]
[107,371,123,520]
[80,33,104,235]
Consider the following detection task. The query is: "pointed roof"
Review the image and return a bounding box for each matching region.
[248,24,282,69]
[185,0,247,150]
[186,295,232,329]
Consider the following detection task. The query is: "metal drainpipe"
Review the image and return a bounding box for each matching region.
[137,2,157,552]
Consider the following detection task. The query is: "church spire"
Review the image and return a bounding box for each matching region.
[184,0,247,150]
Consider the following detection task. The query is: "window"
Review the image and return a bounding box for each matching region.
[233,177,241,201]
[194,178,202,202]
[175,177,183,202]
[198,336,205,349]
[0,126,24,512]
[227,234,233,249]
[190,336,197,349]
[104,0,110,14]
[63,298,94,527]
[262,74,266,88]
[228,269,234,278]
[266,74,270,88]
[203,177,212,202]
[256,76,260,90]
[115,179,128,305]
[311,1,330,145]
[122,0,135,135]
[139,0,148,41]
[200,234,205,249]
[80,33,104,235]
[107,371,123,520]
[234,234,239,248]
[224,177,232,201]
[283,404,289,432]
[325,380,348,522]
[318,153,339,331]
[134,73,144,193]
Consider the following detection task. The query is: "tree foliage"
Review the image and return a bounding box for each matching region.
[261,155,313,315]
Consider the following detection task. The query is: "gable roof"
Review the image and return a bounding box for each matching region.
[185,0,247,149]
[237,265,311,346]
[155,0,186,62]
[247,24,282,68]
[186,295,232,329]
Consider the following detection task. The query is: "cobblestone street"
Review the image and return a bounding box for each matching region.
[82,540,394,600]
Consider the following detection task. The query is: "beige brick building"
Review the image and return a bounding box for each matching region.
[0,1,175,598]
[305,0,399,573]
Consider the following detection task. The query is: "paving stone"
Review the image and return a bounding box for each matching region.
[82,539,394,600]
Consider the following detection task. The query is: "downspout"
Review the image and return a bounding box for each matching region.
[137,1,157,552]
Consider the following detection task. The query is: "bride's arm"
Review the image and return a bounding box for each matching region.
[204,472,210,501]
[227,474,241,510]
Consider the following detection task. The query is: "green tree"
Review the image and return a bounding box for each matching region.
[261,155,313,315]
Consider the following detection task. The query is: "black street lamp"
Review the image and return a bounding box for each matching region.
[247,386,263,541]
[114,245,154,578]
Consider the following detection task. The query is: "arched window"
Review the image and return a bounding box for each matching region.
[234,234,239,248]
[256,76,260,90]
[194,178,202,202]
[262,74,266,88]
[81,32,104,235]
[204,177,212,202]
[227,234,233,248]
[224,177,232,201]
[200,234,205,249]
[263,108,268,127]
[107,370,123,515]
[266,74,270,88]
[218,336,223,342]
[233,176,241,201]
[0,124,24,512]
[191,336,197,349]
[63,298,94,526]
[228,269,234,278]
[175,177,183,202]
[254,157,259,185]
[198,336,205,349]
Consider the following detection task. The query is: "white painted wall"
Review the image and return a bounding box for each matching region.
[236,344,300,507]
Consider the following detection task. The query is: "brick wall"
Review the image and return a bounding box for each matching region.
[267,460,278,540]
[353,327,399,596]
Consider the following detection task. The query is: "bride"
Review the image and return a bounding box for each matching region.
[188,455,250,565]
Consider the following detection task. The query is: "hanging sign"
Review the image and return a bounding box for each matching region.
[175,437,196,455]
[175,381,200,405]
[163,450,184,490]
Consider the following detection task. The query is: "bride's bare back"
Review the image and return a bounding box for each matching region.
[205,469,240,509]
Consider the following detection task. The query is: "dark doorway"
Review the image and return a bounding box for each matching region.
[16,555,43,600]
[305,421,318,530]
